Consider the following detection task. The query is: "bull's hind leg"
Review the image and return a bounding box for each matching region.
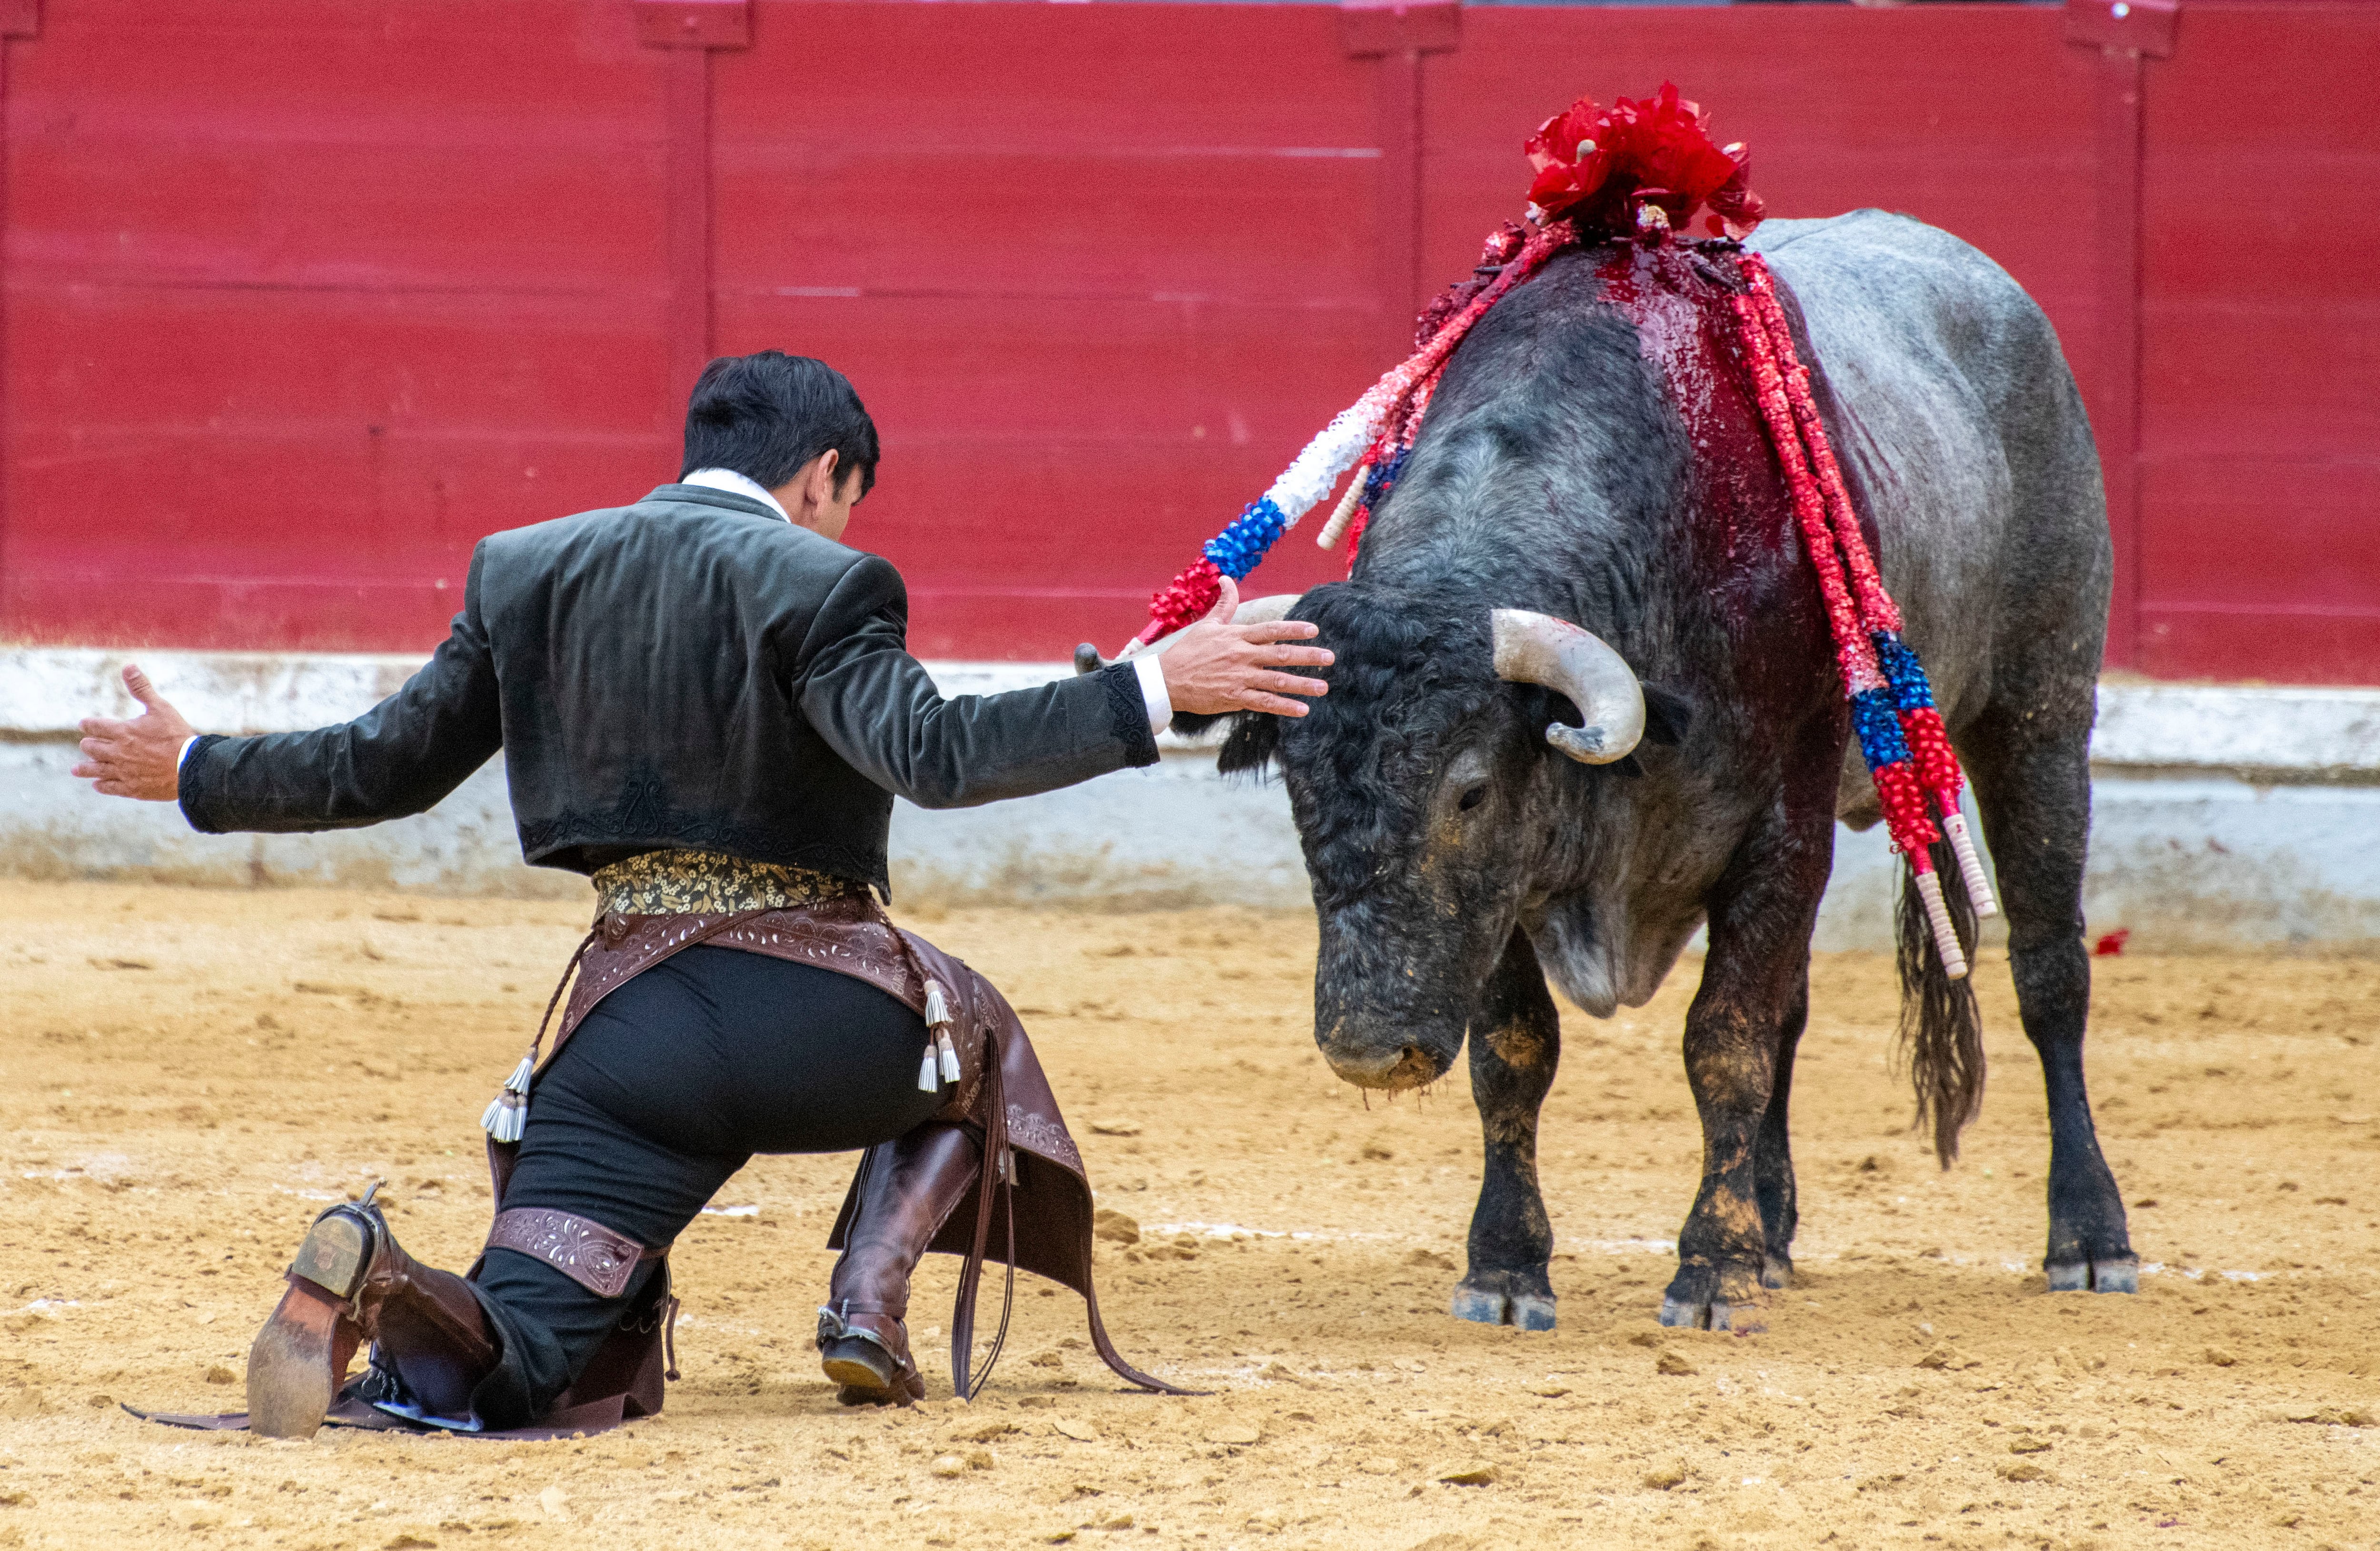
[1753,974,1810,1289]
[1451,928,1561,1331]
[1964,707,2135,1292]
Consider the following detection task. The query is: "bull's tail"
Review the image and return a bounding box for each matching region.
[1895,840,1985,1166]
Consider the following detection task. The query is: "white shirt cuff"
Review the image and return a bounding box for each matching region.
[1132,654,1172,736]
[177,736,199,772]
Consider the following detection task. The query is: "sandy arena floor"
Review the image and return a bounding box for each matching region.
[0,880,2375,1550]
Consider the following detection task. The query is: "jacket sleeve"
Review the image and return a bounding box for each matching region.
[178,544,506,834]
[792,553,1159,810]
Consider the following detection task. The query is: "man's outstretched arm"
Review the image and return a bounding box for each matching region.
[78,550,505,831]
[796,562,1330,810]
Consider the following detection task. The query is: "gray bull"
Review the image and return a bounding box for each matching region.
[1201,210,2135,1331]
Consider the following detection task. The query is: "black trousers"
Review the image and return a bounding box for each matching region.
[463,946,943,1428]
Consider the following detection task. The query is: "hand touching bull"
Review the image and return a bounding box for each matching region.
[1153,575,1332,719]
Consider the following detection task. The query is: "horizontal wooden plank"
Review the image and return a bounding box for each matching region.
[0,572,468,654]
[6,283,669,434]
[715,149,1380,301]
[2139,457,2380,612]
[2138,607,2380,686]
[2140,306,2380,458]
[713,291,1386,445]
[716,1,1377,300]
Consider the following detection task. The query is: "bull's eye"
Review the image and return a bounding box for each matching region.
[1457,783,1488,813]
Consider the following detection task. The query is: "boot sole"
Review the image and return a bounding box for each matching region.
[819,1336,898,1393]
[246,1279,347,1438]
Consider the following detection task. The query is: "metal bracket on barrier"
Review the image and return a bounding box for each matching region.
[1339,0,1461,60]
[635,0,751,51]
[2063,0,2178,59]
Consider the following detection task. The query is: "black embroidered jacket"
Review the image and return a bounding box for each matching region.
[177,484,1159,893]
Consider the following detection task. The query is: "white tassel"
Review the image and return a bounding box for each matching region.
[1913,869,1970,982]
[1941,810,1999,919]
[482,1091,526,1144]
[920,978,960,1088]
[481,1048,538,1143]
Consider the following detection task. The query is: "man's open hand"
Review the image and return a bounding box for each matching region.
[74,664,193,801]
[1155,576,1333,718]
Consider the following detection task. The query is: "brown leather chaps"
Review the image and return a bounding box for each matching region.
[544,901,1186,1404]
[137,899,1180,1438]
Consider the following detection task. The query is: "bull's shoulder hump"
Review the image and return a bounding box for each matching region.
[1748,210,2032,313]
[1747,207,1962,257]
[1744,208,1919,252]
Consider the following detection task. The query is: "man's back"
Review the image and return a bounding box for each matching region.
[480,484,892,879]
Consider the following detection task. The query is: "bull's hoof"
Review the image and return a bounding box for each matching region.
[1509,1293,1557,1332]
[1449,1280,1557,1332]
[1761,1253,1794,1290]
[1661,1260,1766,1334]
[1658,1296,1763,1334]
[2046,1256,2139,1294]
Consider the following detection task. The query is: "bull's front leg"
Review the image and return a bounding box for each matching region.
[1452,927,1561,1332]
[1662,808,1832,1332]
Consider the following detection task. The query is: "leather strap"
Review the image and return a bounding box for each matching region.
[951,1030,1017,1400]
[486,1208,667,1299]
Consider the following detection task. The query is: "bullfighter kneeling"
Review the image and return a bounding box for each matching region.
[75,352,1330,1437]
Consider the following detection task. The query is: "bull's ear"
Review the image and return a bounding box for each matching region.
[1214,710,1282,775]
[1640,684,1694,747]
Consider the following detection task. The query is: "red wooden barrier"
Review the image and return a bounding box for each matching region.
[0,0,2371,681]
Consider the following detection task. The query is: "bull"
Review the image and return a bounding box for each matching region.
[1199,211,2133,1331]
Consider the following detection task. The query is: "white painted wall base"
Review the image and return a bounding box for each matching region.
[7,648,2376,951]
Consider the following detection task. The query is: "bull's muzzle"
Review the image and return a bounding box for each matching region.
[1317,1027,1454,1092]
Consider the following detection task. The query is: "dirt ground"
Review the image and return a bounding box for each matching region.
[1,880,2375,1551]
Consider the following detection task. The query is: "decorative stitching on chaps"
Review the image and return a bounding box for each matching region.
[486,1208,663,1299]
[1005,1104,1080,1173]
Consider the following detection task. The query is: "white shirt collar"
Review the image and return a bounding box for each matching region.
[680,467,791,524]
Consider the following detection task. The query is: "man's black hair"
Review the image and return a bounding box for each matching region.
[679,351,879,498]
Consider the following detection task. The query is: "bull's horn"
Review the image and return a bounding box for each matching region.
[1223,593,1302,628]
[1490,608,1646,764]
[1077,594,1303,674]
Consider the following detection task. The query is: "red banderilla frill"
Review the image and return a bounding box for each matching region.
[1729,254,1998,978]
